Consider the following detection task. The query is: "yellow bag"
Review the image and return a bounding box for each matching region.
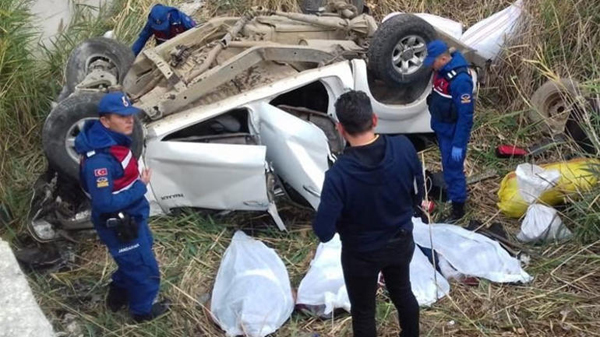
[497,158,600,218]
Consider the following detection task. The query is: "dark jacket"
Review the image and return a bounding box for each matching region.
[428,51,475,149]
[312,135,424,252]
[75,120,149,226]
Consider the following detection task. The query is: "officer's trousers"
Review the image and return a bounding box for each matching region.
[95,220,160,315]
[437,134,467,203]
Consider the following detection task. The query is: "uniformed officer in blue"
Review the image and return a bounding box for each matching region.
[424,40,475,221]
[132,4,196,56]
[75,92,169,322]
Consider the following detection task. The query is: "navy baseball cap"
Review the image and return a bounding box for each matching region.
[149,4,172,31]
[98,92,140,116]
[424,40,449,67]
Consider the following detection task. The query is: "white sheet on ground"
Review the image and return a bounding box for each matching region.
[296,234,350,316]
[211,231,294,337]
[409,246,450,306]
[412,218,533,283]
[518,204,572,243]
[296,234,450,315]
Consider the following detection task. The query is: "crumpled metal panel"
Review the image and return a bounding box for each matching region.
[254,101,330,209]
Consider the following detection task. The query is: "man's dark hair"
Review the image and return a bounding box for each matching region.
[334,90,373,136]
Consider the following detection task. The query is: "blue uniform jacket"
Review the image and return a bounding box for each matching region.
[75,120,149,226]
[132,5,196,56]
[428,52,475,149]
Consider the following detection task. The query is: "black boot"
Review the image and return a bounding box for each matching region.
[447,202,465,223]
[106,283,128,312]
[132,299,171,323]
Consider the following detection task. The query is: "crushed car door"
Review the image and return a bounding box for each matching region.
[145,141,272,211]
[253,101,331,210]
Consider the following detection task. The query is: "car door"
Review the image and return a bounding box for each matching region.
[145,140,270,210]
[252,101,331,210]
[143,107,286,229]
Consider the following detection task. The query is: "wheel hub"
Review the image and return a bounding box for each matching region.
[391,35,427,75]
[401,49,414,61]
[65,118,98,163]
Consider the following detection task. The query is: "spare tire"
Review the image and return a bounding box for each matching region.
[42,93,143,181]
[64,37,134,96]
[529,79,581,135]
[368,14,436,86]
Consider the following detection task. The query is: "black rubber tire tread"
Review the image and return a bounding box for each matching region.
[368,14,436,86]
[42,92,143,181]
[64,37,134,95]
[529,79,579,135]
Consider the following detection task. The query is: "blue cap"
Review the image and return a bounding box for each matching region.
[149,4,173,31]
[98,92,140,116]
[424,40,449,67]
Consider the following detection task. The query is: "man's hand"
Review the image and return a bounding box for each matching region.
[140,168,152,185]
[451,146,463,162]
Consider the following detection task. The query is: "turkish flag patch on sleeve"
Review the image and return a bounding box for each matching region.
[94,168,108,177]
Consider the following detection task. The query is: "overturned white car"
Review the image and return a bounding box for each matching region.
[31,5,486,242]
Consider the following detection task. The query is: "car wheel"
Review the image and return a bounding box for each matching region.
[300,0,364,14]
[368,14,436,86]
[64,37,134,96]
[529,79,581,135]
[42,92,143,181]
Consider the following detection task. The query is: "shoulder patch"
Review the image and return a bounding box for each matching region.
[96,176,109,188]
[94,168,108,177]
[461,94,472,104]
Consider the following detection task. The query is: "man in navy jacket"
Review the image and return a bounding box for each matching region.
[132,4,196,56]
[313,91,422,337]
[75,92,169,322]
[424,40,475,221]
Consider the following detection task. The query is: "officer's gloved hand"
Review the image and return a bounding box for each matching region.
[451,146,463,162]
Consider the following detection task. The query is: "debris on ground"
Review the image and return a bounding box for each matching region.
[518,204,572,243]
[498,158,600,217]
[495,134,569,158]
[58,313,83,337]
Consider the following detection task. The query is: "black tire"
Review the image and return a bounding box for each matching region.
[368,14,437,86]
[42,93,143,181]
[64,37,134,95]
[300,0,364,14]
[529,79,580,135]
